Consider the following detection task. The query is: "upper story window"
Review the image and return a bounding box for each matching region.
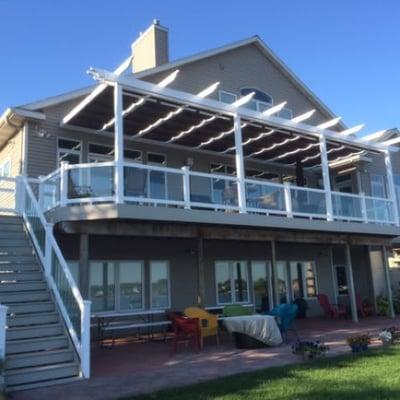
[219,91,237,104]
[89,143,142,163]
[58,138,82,165]
[277,108,293,120]
[147,153,166,165]
[0,159,11,177]
[240,88,273,112]
[371,174,386,198]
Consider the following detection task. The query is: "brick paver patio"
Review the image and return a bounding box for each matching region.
[10,316,398,400]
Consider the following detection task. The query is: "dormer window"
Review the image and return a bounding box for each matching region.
[241,88,273,112]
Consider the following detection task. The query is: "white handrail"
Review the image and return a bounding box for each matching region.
[20,177,90,378]
[190,170,238,182]
[125,160,184,174]
[245,178,285,189]
[40,168,61,183]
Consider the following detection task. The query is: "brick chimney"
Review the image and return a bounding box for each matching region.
[132,20,169,73]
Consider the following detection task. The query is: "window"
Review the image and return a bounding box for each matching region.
[240,88,273,112]
[150,261,170,309]
[276,261,289,304]
[289,261,317,299]
[89,143,142,163]
[119,261,143,311]
[219,91,237,104]
[371,174,386,198]
[58,138,82,165]
[335,265,348,295]
[90,261,115,312]
[0,159,11,177]
[210,163,236,205]
[251,261,272,312]
[277,108,293,120]
[215,261,249,304]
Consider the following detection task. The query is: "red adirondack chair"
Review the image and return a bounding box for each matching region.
[355,293,374,317]
[317,294,347,319]
[167,312,201,352]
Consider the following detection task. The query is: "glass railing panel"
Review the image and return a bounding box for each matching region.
[245,181,285,212]
[190,172,238,208]
[67,164,114,200]
[42,173,60,211]
[332,192,363,220]
[51,249,81,340]
[124,164,184,204]
[291,187,326,216]
[365,197,394,223]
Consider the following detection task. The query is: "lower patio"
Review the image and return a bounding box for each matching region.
[11,315,399,400]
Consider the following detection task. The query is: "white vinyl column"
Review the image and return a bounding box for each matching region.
[384,150,399,226]
[114,83,124,204]
[233,114,246,213]
[319,134,333,221]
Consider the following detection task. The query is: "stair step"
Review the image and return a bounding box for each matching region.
[5,362,80,388]
[6,349,74,370]
[0,281,47,292]
[0,290,50,303]
[7,301,55,315]
[0,271,43,281]
[0,247,34,256]
[0,239,30,248]
[6,375,81,392]
[8,323,63,340]
[0,216,23,225]
[0,231,26,239]
[0,263,39,273]
[0,255,36,263]
[8,312,59,327]
[6,336,69,355]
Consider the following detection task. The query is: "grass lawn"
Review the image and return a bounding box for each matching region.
[124,346,400,400]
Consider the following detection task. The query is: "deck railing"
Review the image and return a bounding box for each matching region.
[18,176,91,378]
[37,160,397,225]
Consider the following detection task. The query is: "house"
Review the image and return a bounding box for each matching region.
[0,20,399,390]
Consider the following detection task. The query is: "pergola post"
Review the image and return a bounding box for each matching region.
[114,83,124,204]
[319,134,333,221]
[197,236,205,307]
[382,245,396,319]
[344,243,358,323]
[270,239,279,307]
[79,234,89,299]
[384,150,399,226]
[233,114,246,213]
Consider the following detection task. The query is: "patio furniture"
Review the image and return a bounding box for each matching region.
[222,304,253,317]
[267,303,298,342]
[223,314,282,348]
[92,309,170,347]
[184,307,219,348]
[317,294,346,319]
[355,293,374,317]
[167,312,201,352]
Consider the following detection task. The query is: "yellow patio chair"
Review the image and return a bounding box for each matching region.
[184,307,219,348]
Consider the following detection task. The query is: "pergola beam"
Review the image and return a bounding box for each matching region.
[339,123,365,137]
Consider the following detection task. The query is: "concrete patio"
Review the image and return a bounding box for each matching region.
[10,316,399,400]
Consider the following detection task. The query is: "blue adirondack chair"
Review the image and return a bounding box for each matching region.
[267,303,298,343]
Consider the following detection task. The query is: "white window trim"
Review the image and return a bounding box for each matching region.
[215,260,250,305]
[370,173,387,198]
[88,142,143,163]
[218,90,237,104]
[149,260,171,310]
[240,87,274,109]
[0,158,11,177]
[57,137,82,165]
[289,260,319,299]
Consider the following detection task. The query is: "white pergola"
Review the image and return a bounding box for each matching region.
[61,66,400,227]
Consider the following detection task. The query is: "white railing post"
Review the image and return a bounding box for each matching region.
[38,175,45,211]
[114,83,124,204]
[284,182,293,218]
[14,175,25,215]
[233,114,247,213]
[360,193,368,223]
[60,161,68,207]
[319,134,333,221]
[181,166,191,209]
[81,300,91,379]
[44,223,53,278]
[0,305,7,362]
[384,150,399,226]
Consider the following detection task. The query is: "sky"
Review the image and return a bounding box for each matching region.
[1,0,399,134]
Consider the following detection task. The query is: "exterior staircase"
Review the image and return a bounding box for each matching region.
[0,216,81,391]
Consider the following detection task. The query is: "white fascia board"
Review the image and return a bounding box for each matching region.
[82,67,388,154]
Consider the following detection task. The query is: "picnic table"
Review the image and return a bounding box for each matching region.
[92,309,171,346]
